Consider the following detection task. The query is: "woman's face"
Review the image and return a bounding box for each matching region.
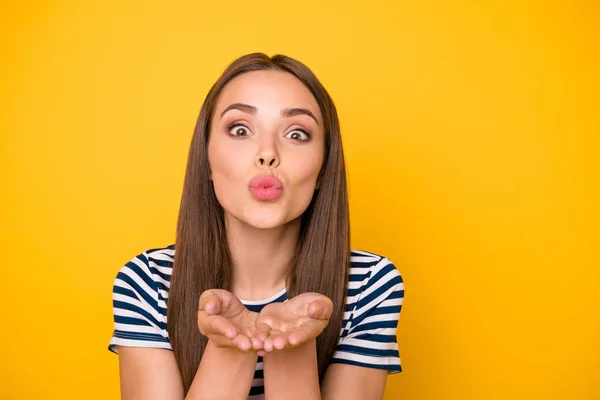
[208,70,325,230]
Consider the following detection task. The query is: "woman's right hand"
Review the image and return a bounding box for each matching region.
[197,289,259,352]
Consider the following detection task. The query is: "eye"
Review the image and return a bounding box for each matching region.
[228,124,251,137]
[285,129,311,141]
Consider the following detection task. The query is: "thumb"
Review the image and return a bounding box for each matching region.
[308,299,333,320]
[199,290,222,316]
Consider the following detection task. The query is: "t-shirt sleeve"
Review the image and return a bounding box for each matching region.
[108,251,172,353]
[330,256,404,373]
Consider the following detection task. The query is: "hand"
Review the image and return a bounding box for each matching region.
[197,289,259,352]
[252,292,333,354]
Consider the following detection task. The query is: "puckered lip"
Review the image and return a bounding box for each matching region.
[249,174,283,190]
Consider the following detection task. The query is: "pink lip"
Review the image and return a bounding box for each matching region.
[249,175,282,201]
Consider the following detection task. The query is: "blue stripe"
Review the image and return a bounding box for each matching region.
[329,358,402,373]
[124,258,158,295]
[348,272,369,282]
[114,315,159,328]
[148,257,174,269]
[113,300,166,329]
[336,344,398,358]
[369,261,401,284]
[115,272,167,315]
[352,334,398,343]
[349,320,398,334]
[354,279,402,318]
[248,385,265,396]
[113,330,169,343]
[368,305,402,316]
[147,264,172,282]
[114,272,155,306]
[113,285,137,300]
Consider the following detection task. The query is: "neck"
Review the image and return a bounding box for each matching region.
[225,214,301,301]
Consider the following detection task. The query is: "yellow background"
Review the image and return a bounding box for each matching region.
[1,0,599,399]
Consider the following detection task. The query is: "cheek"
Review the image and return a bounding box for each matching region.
[288,151,323,195]
[209,140,245,181]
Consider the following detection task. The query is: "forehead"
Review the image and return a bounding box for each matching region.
[214,70,322,120]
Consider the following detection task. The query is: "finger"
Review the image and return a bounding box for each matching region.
[232,333,252,352]
[253,322,272,344]
[210,334,233,348]
[289,320,328,345]
[263,330,283,352]
[272,332,291,350]
[199,290,222,316]
[288,328,310,346]
[308,299,333,320]
[208,315,239,339]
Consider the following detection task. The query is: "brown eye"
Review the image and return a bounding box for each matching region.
[228,124,250,137]
[285,129,310,141]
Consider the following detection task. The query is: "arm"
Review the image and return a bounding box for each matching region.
[321,364,387,400]
[117,343,257,400]
[187,341,258,399]
[114,285,261,399]
[261,341,388,400]
[320,256,404,399]
[262,339,321,400]
[118,347,184,400]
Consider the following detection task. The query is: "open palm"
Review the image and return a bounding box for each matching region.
[197,289,259,351]
[252,292,333,352]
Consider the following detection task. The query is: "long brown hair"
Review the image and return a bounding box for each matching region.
[167,53,350,394]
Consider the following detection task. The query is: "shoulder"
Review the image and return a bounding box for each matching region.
[112,244,175,302]
[109,245,175,353]
[349,249,403,289]
[346,249,404,318]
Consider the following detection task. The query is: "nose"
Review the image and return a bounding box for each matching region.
[255,136,280,169]
[256,152,279,168]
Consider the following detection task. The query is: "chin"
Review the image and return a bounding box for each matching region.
[242,212,288,230]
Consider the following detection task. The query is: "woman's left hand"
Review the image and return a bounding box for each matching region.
[252,292,333,354]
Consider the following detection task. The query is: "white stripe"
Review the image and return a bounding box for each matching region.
[113,289,166,324]
[348,267,370,276]
[150,274,171,289]
[353,312,401,326]
[118,263,156,301]
[147,260,174,277]
[148,251,175,262]
[337,337,398,351]
[379,297,404,308]
[114,322,167,335]
[351,250,382,260]
[345,327,397,338]
[353,279,401,320]
[332,350,400,366]
[109,338,172,353]
[113,308,167,333]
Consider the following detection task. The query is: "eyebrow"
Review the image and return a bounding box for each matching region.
[220,103,319,125]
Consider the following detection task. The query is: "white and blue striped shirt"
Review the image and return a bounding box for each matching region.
[109,245,404,399]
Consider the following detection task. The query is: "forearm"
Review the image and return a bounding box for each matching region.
[262,339,321,400]
[186,340,258,400]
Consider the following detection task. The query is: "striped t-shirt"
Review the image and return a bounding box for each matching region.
[109,245,404,399]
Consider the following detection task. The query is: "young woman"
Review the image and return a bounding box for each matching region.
[108,53,404,399]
